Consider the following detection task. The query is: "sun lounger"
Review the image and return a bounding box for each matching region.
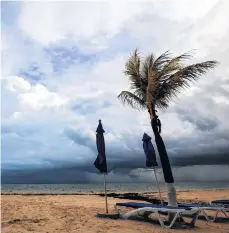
[114,202,200,229]
[211,200,229,206]
[211,200,229,212]
[178,203,229,222]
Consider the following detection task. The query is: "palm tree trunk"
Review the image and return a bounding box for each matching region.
[149,106,177,221]
[146,85,177,210]
[167,183,177,206]
[151,117,175,184]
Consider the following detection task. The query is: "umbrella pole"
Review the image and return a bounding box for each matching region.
[103,173,108,213]
[152,166,163,205]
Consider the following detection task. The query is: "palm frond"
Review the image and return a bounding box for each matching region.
[155,98,169,109]
[140,53,155,81]
[124,49,141,79]
[118,91,147,110]
[168,60,218,84]
[153,50,171,72]
[158,60,219,106]
[156,81,180,108]
[124,49,143,91]
[147,70,159,104]
[158,52,193,81]
[133,88,146,102]
[140,53,159,104]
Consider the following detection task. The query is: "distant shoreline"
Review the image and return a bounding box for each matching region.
[2,187,229,196]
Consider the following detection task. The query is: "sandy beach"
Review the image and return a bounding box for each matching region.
[1,189,229,233]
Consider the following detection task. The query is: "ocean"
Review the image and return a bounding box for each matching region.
[1,181,229,194]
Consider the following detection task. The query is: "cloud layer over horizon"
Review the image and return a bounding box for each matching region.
[1,0,229,183]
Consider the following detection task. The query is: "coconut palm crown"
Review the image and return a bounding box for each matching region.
[118,50,218,114]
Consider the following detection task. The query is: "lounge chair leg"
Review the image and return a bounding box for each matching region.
[155,211,166,228]
[168,212,180,229]
[198,208,229,222]
[114,205,120,215]
[189,210,200,227]
[177,215,185,223]
[213,210,220,222]
[201,210,212,222]
[155,211,179,229]
[221,210,228,218]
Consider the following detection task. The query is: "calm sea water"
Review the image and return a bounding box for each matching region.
[1,181,229,194]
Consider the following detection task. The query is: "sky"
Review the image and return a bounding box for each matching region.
[1,0,229,184]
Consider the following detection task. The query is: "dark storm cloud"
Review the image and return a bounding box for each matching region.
[1,168,91,184]
[64,126,229,173]
[164,134,229,166]
[63,127,95,150]
[2,123,229,184]
[175,105,219,132]
[63,127,147,170]
[171,152,229,167]
[179,113,218,131]
[2,164,229,184]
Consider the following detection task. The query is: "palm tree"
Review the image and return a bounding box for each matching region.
[118,49,218,208]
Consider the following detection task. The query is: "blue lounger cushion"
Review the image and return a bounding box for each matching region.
[178,203,229,208]
[178,203,211,208]
[116,202,192,210]
[211,200,229,205]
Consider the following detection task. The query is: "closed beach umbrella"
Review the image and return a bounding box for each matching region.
[94,120,108,213]
[94,120,107,173]
[142,133,158,167]
[142,133,163,204]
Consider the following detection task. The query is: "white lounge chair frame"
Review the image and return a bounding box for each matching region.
[188,206,229,222]
[114,205,200,229]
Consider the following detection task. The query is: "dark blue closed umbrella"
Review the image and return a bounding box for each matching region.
[142,132,162,204]
[94,120,107,173]
[142,133,158,167]
[94,120,108,213]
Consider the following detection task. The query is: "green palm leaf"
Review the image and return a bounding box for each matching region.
[118,91,147,110]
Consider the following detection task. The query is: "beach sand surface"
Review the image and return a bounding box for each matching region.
[1,189,229,233]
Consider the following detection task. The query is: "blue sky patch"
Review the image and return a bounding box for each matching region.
[1,1,22,25]
[45,42,98,74]
[19,63,45,83]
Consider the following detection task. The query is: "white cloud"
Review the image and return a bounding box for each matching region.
[18,1,222,53]
[19,83,68,110]
[12,112,23,119]
[18,1,146,49]
[174,0,229,57]
[4,76,31,93]
[213,95,229,105]
[3,76,68,112]
[151,0,219,21]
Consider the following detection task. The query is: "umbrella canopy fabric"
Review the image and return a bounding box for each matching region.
[142,133,158,167]
[94,120,107,173]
